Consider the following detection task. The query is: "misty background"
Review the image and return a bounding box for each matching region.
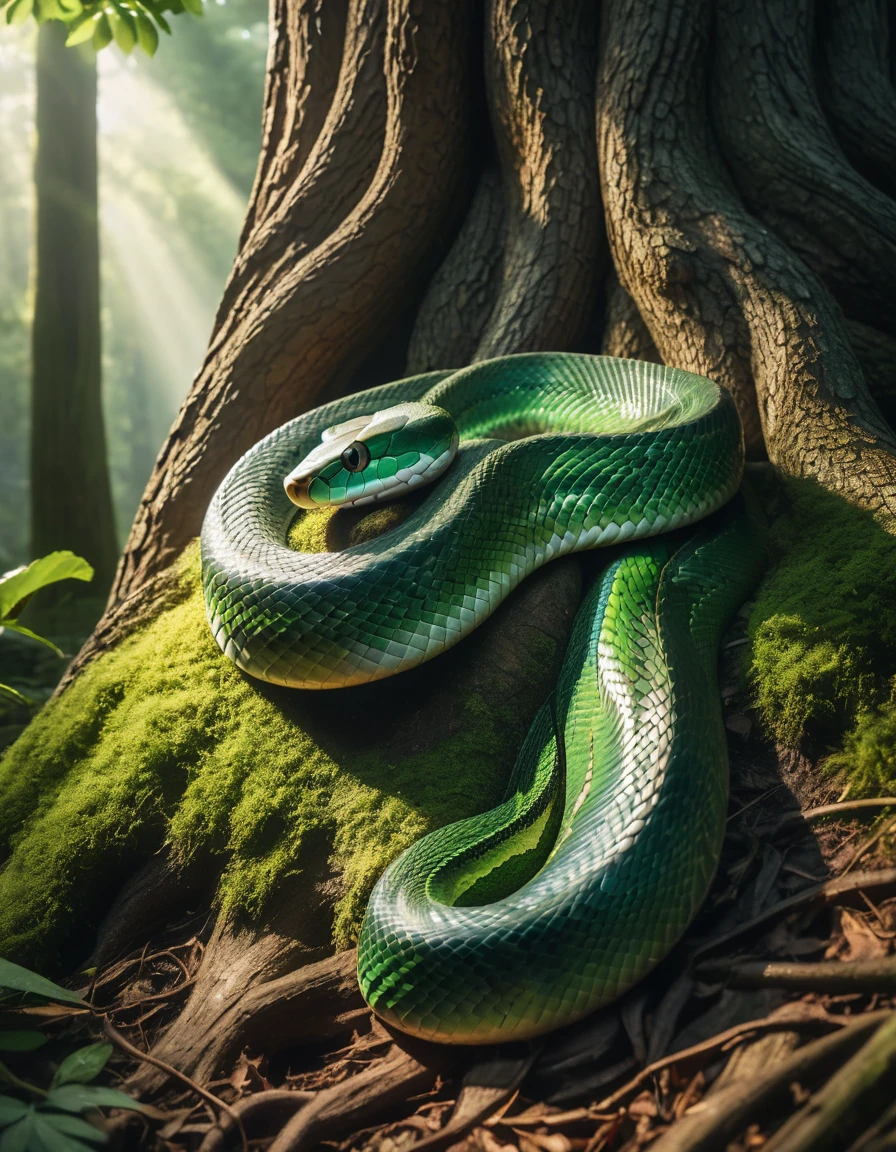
[0,1,267,572]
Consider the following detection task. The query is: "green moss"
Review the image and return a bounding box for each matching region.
[0,522,559,970]
[825,698,896,797]
[748,476,896,788]
[286,507,332,553]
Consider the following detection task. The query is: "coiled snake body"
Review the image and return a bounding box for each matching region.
[201,353,760,1044]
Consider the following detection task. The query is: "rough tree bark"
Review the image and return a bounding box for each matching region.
[6,0,896,1146]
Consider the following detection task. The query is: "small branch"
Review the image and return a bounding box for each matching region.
[844,817,896,874]
[407,1049,540,1152]
[805,799,896,820]
[0,1060,48,1099]
[199,1090,316,1152]
[693,869,896,959]
[762,1011,896,1152]
[266,1042,456,1152]
[594,1009,842,1114]
[102,1019,248,1152]
[645,1011,893,1152]
[697,957,896,993]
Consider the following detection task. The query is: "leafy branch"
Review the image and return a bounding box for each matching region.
[2,0,203,57]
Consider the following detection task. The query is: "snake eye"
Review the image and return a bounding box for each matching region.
[341,441,370,473]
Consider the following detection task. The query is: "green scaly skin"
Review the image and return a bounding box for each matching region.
[201,353,760,1044]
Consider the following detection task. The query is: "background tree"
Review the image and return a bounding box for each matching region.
[4,0,896,1147]
[29,23,117,614]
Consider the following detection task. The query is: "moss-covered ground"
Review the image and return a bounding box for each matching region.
[0,506,573,971]
[748,475,896,795]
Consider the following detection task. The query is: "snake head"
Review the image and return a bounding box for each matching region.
[284,402,459,510]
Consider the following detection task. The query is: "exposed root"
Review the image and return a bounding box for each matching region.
[712,0,896,331]
[406,165,506,373]
[818,0,896,197]
[598,0,896,513]
[265,1038,456,1152]
[407,1049,539,1152]
[697,957,896,994]
[600,275,659,363]
[104,1018,249,1151]
[198,1092,315,1152]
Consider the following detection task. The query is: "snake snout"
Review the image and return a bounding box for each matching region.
[284,474,314,509]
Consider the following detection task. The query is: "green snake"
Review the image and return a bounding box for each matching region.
[201,352,760,1045]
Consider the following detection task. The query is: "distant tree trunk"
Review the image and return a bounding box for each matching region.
[30,22,117,600]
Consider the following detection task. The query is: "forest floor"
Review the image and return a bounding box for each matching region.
[3,593,896,1152]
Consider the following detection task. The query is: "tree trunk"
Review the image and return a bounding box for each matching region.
[30,22,117,601]
[5,1,896,1146]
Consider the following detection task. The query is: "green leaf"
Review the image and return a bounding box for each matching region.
[26,1112,98,1152]
[107,5,135,52]
[51,1044,112,1089]
[35,1112,106,1146]
[180,0,201,15]
[91,11,112,48]
[43,1086,142,1114]
[65,14,99,44]
[0,959,84,1006]
[133,10,157,53]
[0,1110,33,1152]
[0,554,92,622]
[0,1096,28,1126]
[0,683,32,707]
[4,0,34,26]
[0,1032,46,1053]
[0,623,63,658]
[150,9,170,33]
[56,0,83,15]
[34,0,67,21]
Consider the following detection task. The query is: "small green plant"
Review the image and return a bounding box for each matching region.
[0,957,143,1150]
[0,552,93,708]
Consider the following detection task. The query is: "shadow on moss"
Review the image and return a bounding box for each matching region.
[748,474,896,795]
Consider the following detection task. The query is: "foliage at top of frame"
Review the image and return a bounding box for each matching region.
[2,0,203,57]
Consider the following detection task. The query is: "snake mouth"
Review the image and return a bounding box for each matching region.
[284,475,315,509]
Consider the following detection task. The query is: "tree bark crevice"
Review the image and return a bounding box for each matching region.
[598,0,896,517]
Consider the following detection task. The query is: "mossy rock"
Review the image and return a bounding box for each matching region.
[0,501,581,972]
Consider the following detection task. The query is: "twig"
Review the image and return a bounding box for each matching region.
[805,799,896,820]
[114,977,197,1012]
[693,868,896,959]
[406,1049,539,1152]
[727,784,787,822]
[696,956,896,993]
[762,1011,896,1152]
[102,1018,248,1152]
[843,816,896,874]
[199,1090,316,1152]
[645,1011,893,1152]
[266,1042,455,1152]
[593,1009,842,1113]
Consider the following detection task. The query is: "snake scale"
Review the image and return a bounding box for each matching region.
[201,353,760,1045]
